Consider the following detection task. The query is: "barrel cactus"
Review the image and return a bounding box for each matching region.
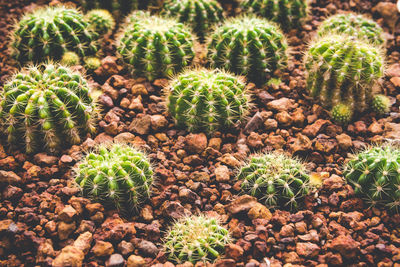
[84,57,102,71]
[10,6,98,64]
[372,94,391,115]
[79,0,138,19]
[61,51,80,66]
[207,16,288,85]
[164,215,231,264]
[166,69,251,133]
[0,63,98,154]
[238,152,312,210]
[331,103,353,125]
[74,143,154,211]
[344,144,400,213]
[85,9,115,36]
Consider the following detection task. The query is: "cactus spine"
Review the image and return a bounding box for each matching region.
[85,9,115,36]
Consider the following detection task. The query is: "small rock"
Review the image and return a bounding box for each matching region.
[58,221,76,240]
[34,153,58,165]
[129,115,151,135]
[114,132,136,143]
[280,224,295,237]
[247,132,263,149]
[373,2,399,30]
[226,195,258,214]
[219,154,240,167]
[247,203,272,220]
[303,119,329,137]
[185,133,208,154]
[105,254,125,267]
[131,84,148,96]
[127,255,146,267]
[244,112,264,133]
[215,259,236,267]
[266,97,295,112]
[150,115,168,131]
[58,205,77,222]
[296,242,320,258]
[276,111,293,127]
[92,241,114,257]
[52,245,84,267]
[335,134,352,150]
[161,201,187,220]
[225,243,244,261]
[0,171,21,184]
[328,235,360,259]
[118,241,134,255]
[264,118,278,130]
[137,240,159,257]
[73,232,93,254]
[215,165,230,182]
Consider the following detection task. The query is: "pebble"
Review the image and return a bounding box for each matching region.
[105,254,125,267]
[185,133,208,154]
[137,240,159,257]
[92,241,114,257]
[127,255,146,267]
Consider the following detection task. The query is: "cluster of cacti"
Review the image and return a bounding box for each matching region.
[162,0,224,40]
[61,51,81,66]
[238,152,312,210]
[331,103,353,125]
[207,16,288,85]
[10,6,98,64]
[117,12,195,81]
[74,143,154,211]
[164,215,231,264]
[344,144,400,213]
[372,94,391,115]
[239,0,308,30]
[0,64,98,154]
[166,69,251,133]
[85,9,115,36]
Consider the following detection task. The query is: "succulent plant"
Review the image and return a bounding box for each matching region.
[331,103,353,125]
[84,57,102,71]
[166,69,251,134]
[318,13,385,45]
[79,0,138,19]
[238,152,312,210]
[164,215,231,264]
[207,16,288,85]
[10,6,98,64]
[0,63,98,154]
[239,0,308,30]
[344,144,400,213]
[74,143,154,211]
[85,9,115,36]
[117,12,195,81]
[61,51,80,66]
[161,0,224,41]
[372,94,391,115]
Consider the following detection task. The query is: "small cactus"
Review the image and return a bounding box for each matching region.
[84,57,102,71]
[344,144,400,213]
[331,103,353,125]
[162,0,224,41]
[61,51,81,66]
[117,12,195,81]
[166,69,251,133]
[74,143,154,211]
[207,16,288,85]
[10,6,98,64]
[372,94,391,115]
[85,9,115,36]
[238,152,312,210]
[79,0,138,19]
[318,13,384,45]
[0,63,98,154]
[164,215,231,264]
[239,0,308,30]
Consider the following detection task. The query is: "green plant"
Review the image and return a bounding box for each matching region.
[10,6,98,64]
[164,215,231,264]
[117,12,195,81]
[331,103,353,125]
[85,9,115,36]
[344,144,400,213]
[372,94,391,115]
[161,0,224,41]
[84,57,102,71]
[61,51,80,66]
[207,16,288,85]
[79,0,138,19]
[318,13,384,45]
[74,143,154,211]
[239,0,307,30]
[0,63,98,154]
[238,152,312,210]
[166,69,251,133]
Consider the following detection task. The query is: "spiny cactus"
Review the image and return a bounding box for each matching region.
[85,9,115,36]
[61,51,80,66]
[207,16,288,85]
[74,143,154,211]
[372,94,391,115]
[164,215,231,264]
[344,144,400,213]
[239,0,308,31]
[84,57,102,71]
[238,152,312,210]
[0,63,98,154]
[79,0,138,19]
[117,12,195,81]
[331,103,353,125]
[304,34,385,116]
[162,0,224,41]
[166,69,251,133]
[318,13,384,45]
[10,6,98,64]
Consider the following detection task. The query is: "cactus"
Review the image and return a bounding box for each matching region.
[161,0,224,41]
[239,0,308,30]
[164,215,231,264]
[79,0,138,19]
[331,103,353,125]
[74,143,154,211]
[61,51,80,66]
[166,69,251,133]
[84,57,102,71]
[304,34,385,116]
[207,16,288,85]
[372,94,391,115]
[0,63,98,154]
[344,144,400,213]
[238,152,312,210]
[85,9,115,36]
[10,6,98,64]
[318,13,384,45]
[117,12,195,81]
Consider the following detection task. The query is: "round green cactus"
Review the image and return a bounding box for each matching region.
[61,51,81,66]
[331,103,353,125]
[344,144,400,213]
[74,143,154,211]
[318,13,384,45]
[10,6,98,64]
[79,0,138,19]
[239,0,308,30]
[162,0,224,41]
[164,215,231,264]
[238,152,312,210]
[85,9,115,36]
[372,94,391,115]
[84,57,102,71]
[117,12,195,81]
[207,16,288,85]
[0,63,98,154]
[166,69,251,133]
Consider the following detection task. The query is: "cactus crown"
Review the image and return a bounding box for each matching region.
[372,94,391,115]
[0,63,98,154]
[207,16,288,85]
[238,152,312,210]
[344,144,400,213]
[61,51,81,66]
[85,9,115,36]
[166,68,251,134]
[74,143,154,211]
[331,103,353,125]
[164,215,231,264]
